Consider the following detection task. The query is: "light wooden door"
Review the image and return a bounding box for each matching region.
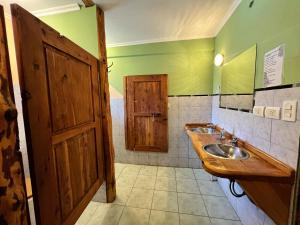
[124,75,168,152]
[0,5,29,225]
[12,5,104,225]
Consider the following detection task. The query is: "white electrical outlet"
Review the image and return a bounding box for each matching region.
[282,100,297,122]
[253,106,265,117]
[265,107,281,119]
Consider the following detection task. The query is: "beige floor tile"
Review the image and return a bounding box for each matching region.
[175,168,195,179]
[179,214,211,225]
[210,218,243,225]
[193,169,212,180]
[134,175,156,189]
[155,177,177,192]
[152,190,178,212]
[127,188,154,209]
[121,165,142,176]
[197,180,225,196]
[139,165,158,176]
[76,202,99,225]
[176,179,200,194]
[157,167,176,178]
[92,185,106,203]
[118,207,150,225]
[112,187,132,205]
[77,164,242,225]
[115,163,127,177]
[87,203,123,225]
[117,175,137,187]
[149,210,179,225]
[203,195,239,220]
[178,193,208,216]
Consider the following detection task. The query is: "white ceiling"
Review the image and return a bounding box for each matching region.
[1,0,240,47]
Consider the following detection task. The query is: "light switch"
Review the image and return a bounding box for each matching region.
[282,100,297,122]
[253,106,265,117]
[265,107,281,119]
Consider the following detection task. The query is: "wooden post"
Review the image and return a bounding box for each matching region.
[96,6,116,202]
[82,0,95,7]
[0,5,30,225]
[294,137,300,225]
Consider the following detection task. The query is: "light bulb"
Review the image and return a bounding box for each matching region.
[214,53,224,67]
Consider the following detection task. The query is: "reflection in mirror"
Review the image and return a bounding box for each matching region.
[220,45,257,111]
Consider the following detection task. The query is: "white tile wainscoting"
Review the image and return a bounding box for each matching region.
[111,96,212,168]
[212,86,300,225]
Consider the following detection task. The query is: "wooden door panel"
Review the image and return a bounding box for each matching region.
[134,81,161,113]
[54,129,98,220]
[134,117,162,150]
[46,46,94,132]
[12,5,104,225]
[125,75,168,152]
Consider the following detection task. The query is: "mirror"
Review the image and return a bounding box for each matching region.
[220,45,257,111]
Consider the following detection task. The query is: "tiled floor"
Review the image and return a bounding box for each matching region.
[76,163,242,225]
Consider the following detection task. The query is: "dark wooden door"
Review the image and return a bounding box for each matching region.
[11,5,104,225]
[0,5,29,225]
[124,75,168,152]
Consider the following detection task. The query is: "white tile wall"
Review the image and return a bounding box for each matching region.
[212,86,300,225]
[111,96,212,168]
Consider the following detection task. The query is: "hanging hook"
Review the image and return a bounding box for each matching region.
[107,61,113,74]
[107,62,114,69]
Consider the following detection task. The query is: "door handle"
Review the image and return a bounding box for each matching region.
[152,112,161,116]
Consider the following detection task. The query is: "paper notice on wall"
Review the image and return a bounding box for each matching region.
[264,44,285,87]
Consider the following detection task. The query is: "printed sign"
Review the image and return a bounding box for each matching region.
[264,44,285,87]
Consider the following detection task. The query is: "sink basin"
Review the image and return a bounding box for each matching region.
[203,144,249,160]
[189,127,218,134]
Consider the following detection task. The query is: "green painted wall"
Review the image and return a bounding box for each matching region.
[221,45,256,94]
[213,0,300,93]
[40,6,98,58]
[107,38,215,96]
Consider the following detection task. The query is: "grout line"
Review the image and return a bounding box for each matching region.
[117,164,242,224]
[115,205,125,225]
[176,171,180,224]
[193,168,210,219]
[148,168,158,225]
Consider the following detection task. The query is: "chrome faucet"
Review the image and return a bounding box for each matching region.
[207,124,216,134]
[219,128,226,140]
[230,137,238,147]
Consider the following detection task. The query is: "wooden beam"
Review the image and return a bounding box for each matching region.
[96,6,116,202]
[82,0,95,7]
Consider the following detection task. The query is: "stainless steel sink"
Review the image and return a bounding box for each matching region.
[203,144,249,160]
[189,127,218,134]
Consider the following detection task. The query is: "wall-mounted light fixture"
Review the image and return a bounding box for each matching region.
[214,53,224,67]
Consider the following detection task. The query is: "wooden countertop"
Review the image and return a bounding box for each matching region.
[185,124,295,184]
